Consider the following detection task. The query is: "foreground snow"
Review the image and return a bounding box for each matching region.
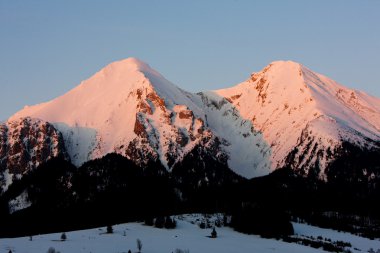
[1,215,379,253]
[293,222,380,252]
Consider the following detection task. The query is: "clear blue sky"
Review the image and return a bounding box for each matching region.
[1,0,379,120]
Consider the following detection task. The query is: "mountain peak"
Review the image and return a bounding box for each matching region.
[268,60,302,67]
[97,57,157,78]
[241,60,306,94]
[258,60,303,76]
[106,57,151,72]
[121,57,147,65]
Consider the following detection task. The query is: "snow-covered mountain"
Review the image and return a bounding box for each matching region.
[215,61,380,179]
[2,58,380,188]
[5,58,270,184]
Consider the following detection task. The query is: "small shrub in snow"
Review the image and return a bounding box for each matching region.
[136,238,142,253]
[144,217,154,226]
[211,227,217,238]
[60,233,66,241]
[154,216,165,228]
[223,215,228,226]
[175,249,190,253]
[164,216,177,229]
[47,247,60,253]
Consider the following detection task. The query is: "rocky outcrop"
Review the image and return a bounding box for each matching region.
[0,117,68,192]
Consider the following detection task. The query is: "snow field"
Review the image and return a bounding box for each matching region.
[1,215,379,253]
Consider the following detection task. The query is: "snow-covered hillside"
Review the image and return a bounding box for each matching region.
[215,61,380,178]
[1,214,379,253]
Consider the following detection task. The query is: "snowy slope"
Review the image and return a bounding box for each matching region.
[215,61,380,178]
[188,91,271,178]
[9,58,270,178]
[1,215,378,253]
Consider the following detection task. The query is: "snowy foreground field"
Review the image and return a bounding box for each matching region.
[1,214,379,253]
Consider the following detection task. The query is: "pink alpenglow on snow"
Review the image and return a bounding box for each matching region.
[7,58,380,180]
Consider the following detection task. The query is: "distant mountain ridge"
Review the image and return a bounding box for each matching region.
[1,58,380,193]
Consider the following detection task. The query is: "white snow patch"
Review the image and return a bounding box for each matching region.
[8,190,32,214]
[2,169,13,192]
[52,123,98,167]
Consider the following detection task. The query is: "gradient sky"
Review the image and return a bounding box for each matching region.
[1,0,379,120]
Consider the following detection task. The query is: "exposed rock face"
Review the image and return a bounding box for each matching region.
[133,115,147,138]
[0,117,68,192]
[178,110,193,120]
[124,86,217,169]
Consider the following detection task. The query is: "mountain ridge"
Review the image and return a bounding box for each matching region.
[3,58,380,183]
[5,58,271,184]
